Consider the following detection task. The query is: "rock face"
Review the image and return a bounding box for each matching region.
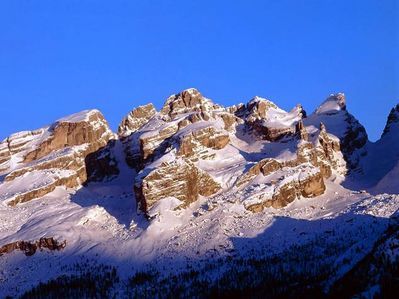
[0,237,66,257]
[340,118,368,172]
[315,122,346,176]
[118,103,156,138]
[23,110,112,163]
[0,130,43,172]
[305,93,368,173]
[177,126,230,159]
[241,97,305,141]
[139,123,179,162]
[235,141,327,212]
[134,160,221,213]
[121,89,238,171]
[160,88,220,120]
[296,120,308,141]
[245,171,325,212]
[125,89,237,215]
[85,140,120,182]
[0,110,114,205]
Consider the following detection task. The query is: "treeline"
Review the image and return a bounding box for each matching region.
[20,264,118,299]
[329,220,399,299]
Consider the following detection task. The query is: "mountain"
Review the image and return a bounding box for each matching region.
[0,88,398,298]
[359,105,399,194]
[330,103,399,196]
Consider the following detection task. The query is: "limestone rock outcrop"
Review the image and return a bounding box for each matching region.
[177,126,230,159]
[23,110,112,162]
[118,103,156,138]
[0,110,115,205]
[0,237,66,256]
[160,88,221,120]
[234,140,327,212]
[242,97,305,141]
[120,88,236,172]
[314,122,346,176]
[305,93,368,173]
[245,171,325,212]
[134,160,221,214]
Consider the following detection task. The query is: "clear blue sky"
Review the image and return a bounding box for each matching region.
[0,0,397,141]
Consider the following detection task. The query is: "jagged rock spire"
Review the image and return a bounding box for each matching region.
[315,93,346,114]
[296,120,308,141]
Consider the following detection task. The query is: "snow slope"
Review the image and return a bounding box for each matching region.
[1,177,398,297]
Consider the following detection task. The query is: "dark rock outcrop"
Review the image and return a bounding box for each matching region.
[85,140,120,182]
[0,237,66,257]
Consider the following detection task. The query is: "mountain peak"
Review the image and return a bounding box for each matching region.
[56,109,103,124]
[118,103,156,137]
[382,104,399,137]
[248,96,278,108]
[246,96,281,119]
[315,93,346,114]
[160,88,218,119]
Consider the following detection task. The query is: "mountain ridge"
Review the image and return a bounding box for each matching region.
[0,88,398,298]
[0,88,397,213]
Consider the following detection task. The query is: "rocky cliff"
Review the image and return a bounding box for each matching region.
[0,110,114,205]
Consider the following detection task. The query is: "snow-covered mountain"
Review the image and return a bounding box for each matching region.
[0,89,398,298]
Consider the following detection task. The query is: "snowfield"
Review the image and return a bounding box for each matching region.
[0,177,398,297]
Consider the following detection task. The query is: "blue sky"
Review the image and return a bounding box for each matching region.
[0,0,397,141]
